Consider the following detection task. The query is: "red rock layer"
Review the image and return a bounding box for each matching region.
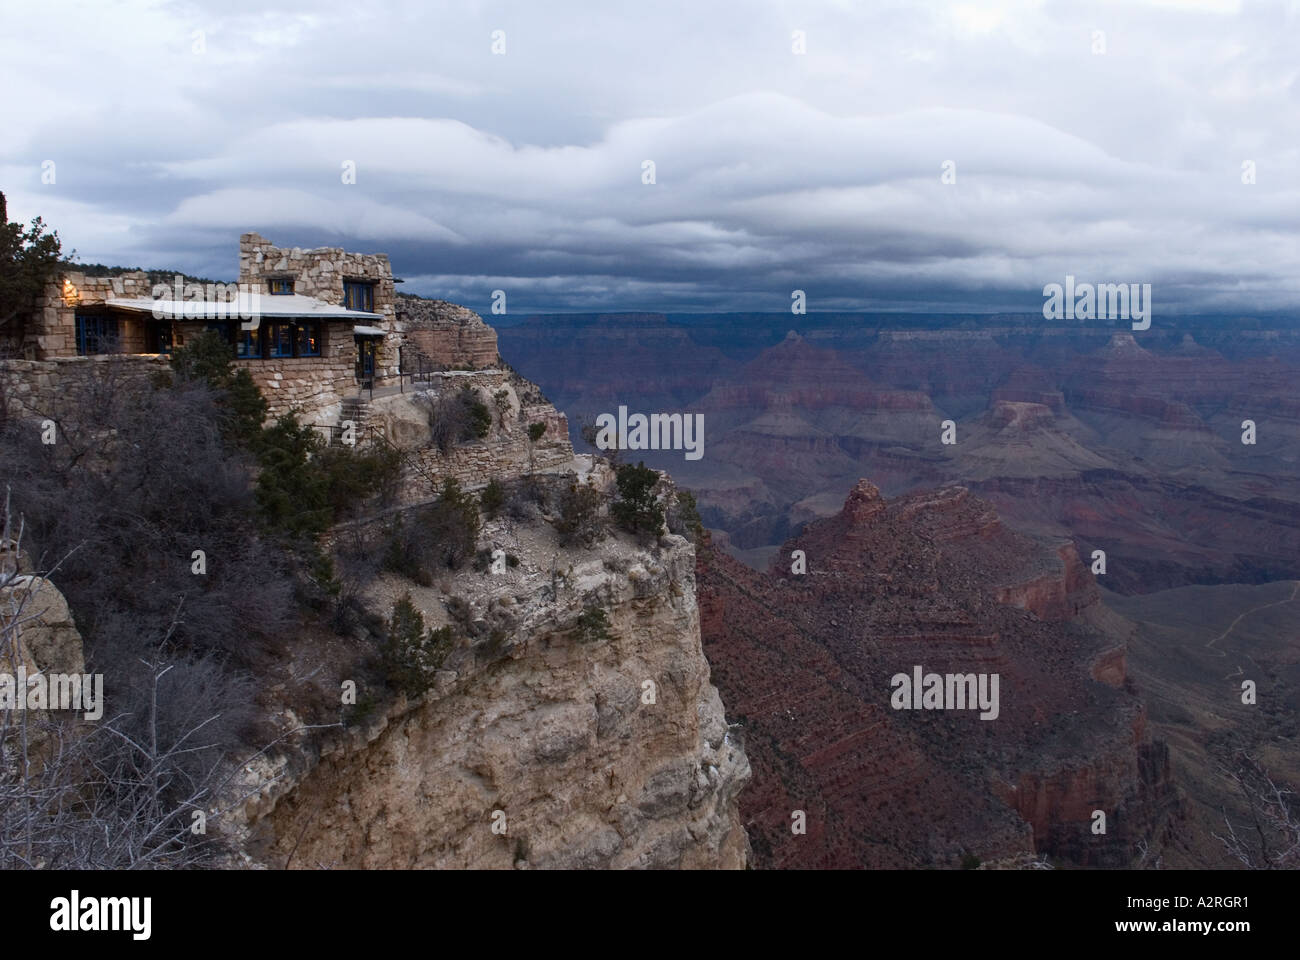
[698,480,1181,868]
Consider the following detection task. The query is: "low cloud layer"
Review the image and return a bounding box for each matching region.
[4,0,1297,314]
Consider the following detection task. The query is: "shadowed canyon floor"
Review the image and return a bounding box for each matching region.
[1103,581,1300,868]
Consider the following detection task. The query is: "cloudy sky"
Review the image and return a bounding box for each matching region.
[3,0,1298,315]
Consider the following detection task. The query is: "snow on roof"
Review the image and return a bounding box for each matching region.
[352,325,386,336]
[104,293,383,322]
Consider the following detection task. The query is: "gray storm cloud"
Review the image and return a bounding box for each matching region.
[2,0,1297,313]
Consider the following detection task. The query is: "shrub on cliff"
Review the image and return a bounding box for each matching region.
[666,488,705,546]
[0,191,64,332]
[314,441,403,521]
[423,477,481,569]
[381,514,429,584]
[611,462,664,537]
[492,388,511,427]
[555,480,605,547]
[380,481,480,581]
[425,385,492,453]
[480,478,506,518]
[574,603,612,644]
[467,392,492,437]
[255,415,402,540]
[526,421,547,474]
[254,413,331,538]
[169,328,267,450]
[506,475,550,518]
[383,593,454,696]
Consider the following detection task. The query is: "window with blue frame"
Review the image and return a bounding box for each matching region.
[296,321,321,357]
[268,278,294,295]
[75,313,118,355]
[237,325,260,358]
[234,321,330,359]
[343,281,374,313]
[268,322,294,358]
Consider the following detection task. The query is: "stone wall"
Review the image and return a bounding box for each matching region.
[239,233,399,381]
[395,297,498,370]
[364,370,573,499]
[0,354,169,424]
[0,344,357,432]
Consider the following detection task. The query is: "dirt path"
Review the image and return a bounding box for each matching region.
[1205,580,1300,652]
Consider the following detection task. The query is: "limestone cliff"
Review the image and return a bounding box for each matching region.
[236,519,751,869]
[223,349,751,869]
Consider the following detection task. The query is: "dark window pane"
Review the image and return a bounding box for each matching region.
[296,322,321,357]
[344,281,374,312]
[269,323,293,357]
[205,322,234,345]
[238,325,260,358]
[75,314,118,355]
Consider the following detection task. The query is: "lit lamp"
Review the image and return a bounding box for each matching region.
[61,278,80,306]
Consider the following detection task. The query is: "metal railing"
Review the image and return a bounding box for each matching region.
[396,346,444,393]
[313,421,383,448]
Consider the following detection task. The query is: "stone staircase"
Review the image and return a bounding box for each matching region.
[334,396,371,446]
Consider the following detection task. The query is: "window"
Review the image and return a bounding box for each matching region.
[236,321,326,359]
[268,278,294,295]
[146,321,173,355]
[75,314,118,355]
[237,325,260,358]
[343,281,374,313]
[268,322,294,358]
[296,321,321,357]
[205,321,233,345]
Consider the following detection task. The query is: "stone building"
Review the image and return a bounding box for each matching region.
[9,233,405,424]
[4,232,514,432]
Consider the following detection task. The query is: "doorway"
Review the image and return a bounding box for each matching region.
[355,337,377,385]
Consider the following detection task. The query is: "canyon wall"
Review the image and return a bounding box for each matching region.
[698,478,1181,868]
[236,528,751,869]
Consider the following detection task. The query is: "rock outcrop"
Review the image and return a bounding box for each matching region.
[1,540,85,680]
[397,296,499,370]
[365,368,574,499]
[238,524,750,869]
[0,575,86,679]
[215,332,750,869]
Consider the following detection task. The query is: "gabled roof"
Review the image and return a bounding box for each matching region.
[104,294,383,322]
